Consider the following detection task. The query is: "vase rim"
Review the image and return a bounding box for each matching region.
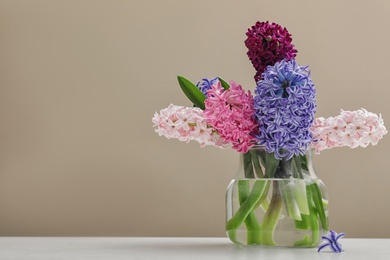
[248,144,315,153]
[248,144,315,152]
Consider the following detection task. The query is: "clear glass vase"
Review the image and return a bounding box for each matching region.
[226,145,329,247]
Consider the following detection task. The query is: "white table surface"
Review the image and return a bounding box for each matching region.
[0,237,389,260]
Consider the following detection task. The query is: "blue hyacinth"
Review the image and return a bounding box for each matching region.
[254,59,316,160]
[196,77,219,96]
[318,230,346,253]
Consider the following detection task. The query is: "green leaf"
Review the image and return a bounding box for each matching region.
[218,77,230,90]
[177,76,206,110]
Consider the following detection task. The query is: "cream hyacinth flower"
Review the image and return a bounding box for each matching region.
[310,109,387,153]
[152,104,227,148]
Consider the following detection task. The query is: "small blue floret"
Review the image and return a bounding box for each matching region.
[196,77,219,96]
[318,230,346,253]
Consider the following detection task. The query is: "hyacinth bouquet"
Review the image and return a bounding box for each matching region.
[152,21,387,247]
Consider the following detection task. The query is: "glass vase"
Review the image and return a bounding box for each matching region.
[226,145,329,247]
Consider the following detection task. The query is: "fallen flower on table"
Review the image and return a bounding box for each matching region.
[318,230,346,253]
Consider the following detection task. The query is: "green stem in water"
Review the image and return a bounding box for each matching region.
[309,199,320,245]
[294,181,329,247]
[294,184,319,247]
[226,180,270,236]
[251,149,270,212]
[309,186,320,245]
[245,214,262,245]
[254,182,270,210]
[294,213,310,230]
[238,180,261,245]
[260,182,283,246]
[279,181,302,221]
[308,182,329,231]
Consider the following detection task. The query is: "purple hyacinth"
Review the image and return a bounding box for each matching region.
[196,77,220,96]
[254,59,316,160]
[318,230,346,253]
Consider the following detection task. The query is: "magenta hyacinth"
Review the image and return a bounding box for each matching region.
[245,21,298,82]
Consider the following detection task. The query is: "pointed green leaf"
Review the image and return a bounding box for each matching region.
[218,77,230,90]
[177,76,206,110]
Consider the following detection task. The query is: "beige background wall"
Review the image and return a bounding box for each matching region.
[0,0,389,238]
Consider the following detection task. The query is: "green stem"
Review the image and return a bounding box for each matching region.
[308,186,320,245]
[238,180,261,245]
[300,154,309,171]
[251,150,270,212]
[250,150,264,178]
[308,182,328,231]
[279,181,302,221]
[254,181,270,210]
[294,213,310,230]
[309,203,319,245]
[243,152,254,178]
[260,182,283,245]
[258,150,267,166]
[293,156,303,179]
[265,153,279,178]
[294,184,319,247]
[226,180,270,234]
[245,214,262,245]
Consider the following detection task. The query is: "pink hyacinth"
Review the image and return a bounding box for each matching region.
[152,104,227,148]
[310,109,387,153]
[204,81,259,153]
